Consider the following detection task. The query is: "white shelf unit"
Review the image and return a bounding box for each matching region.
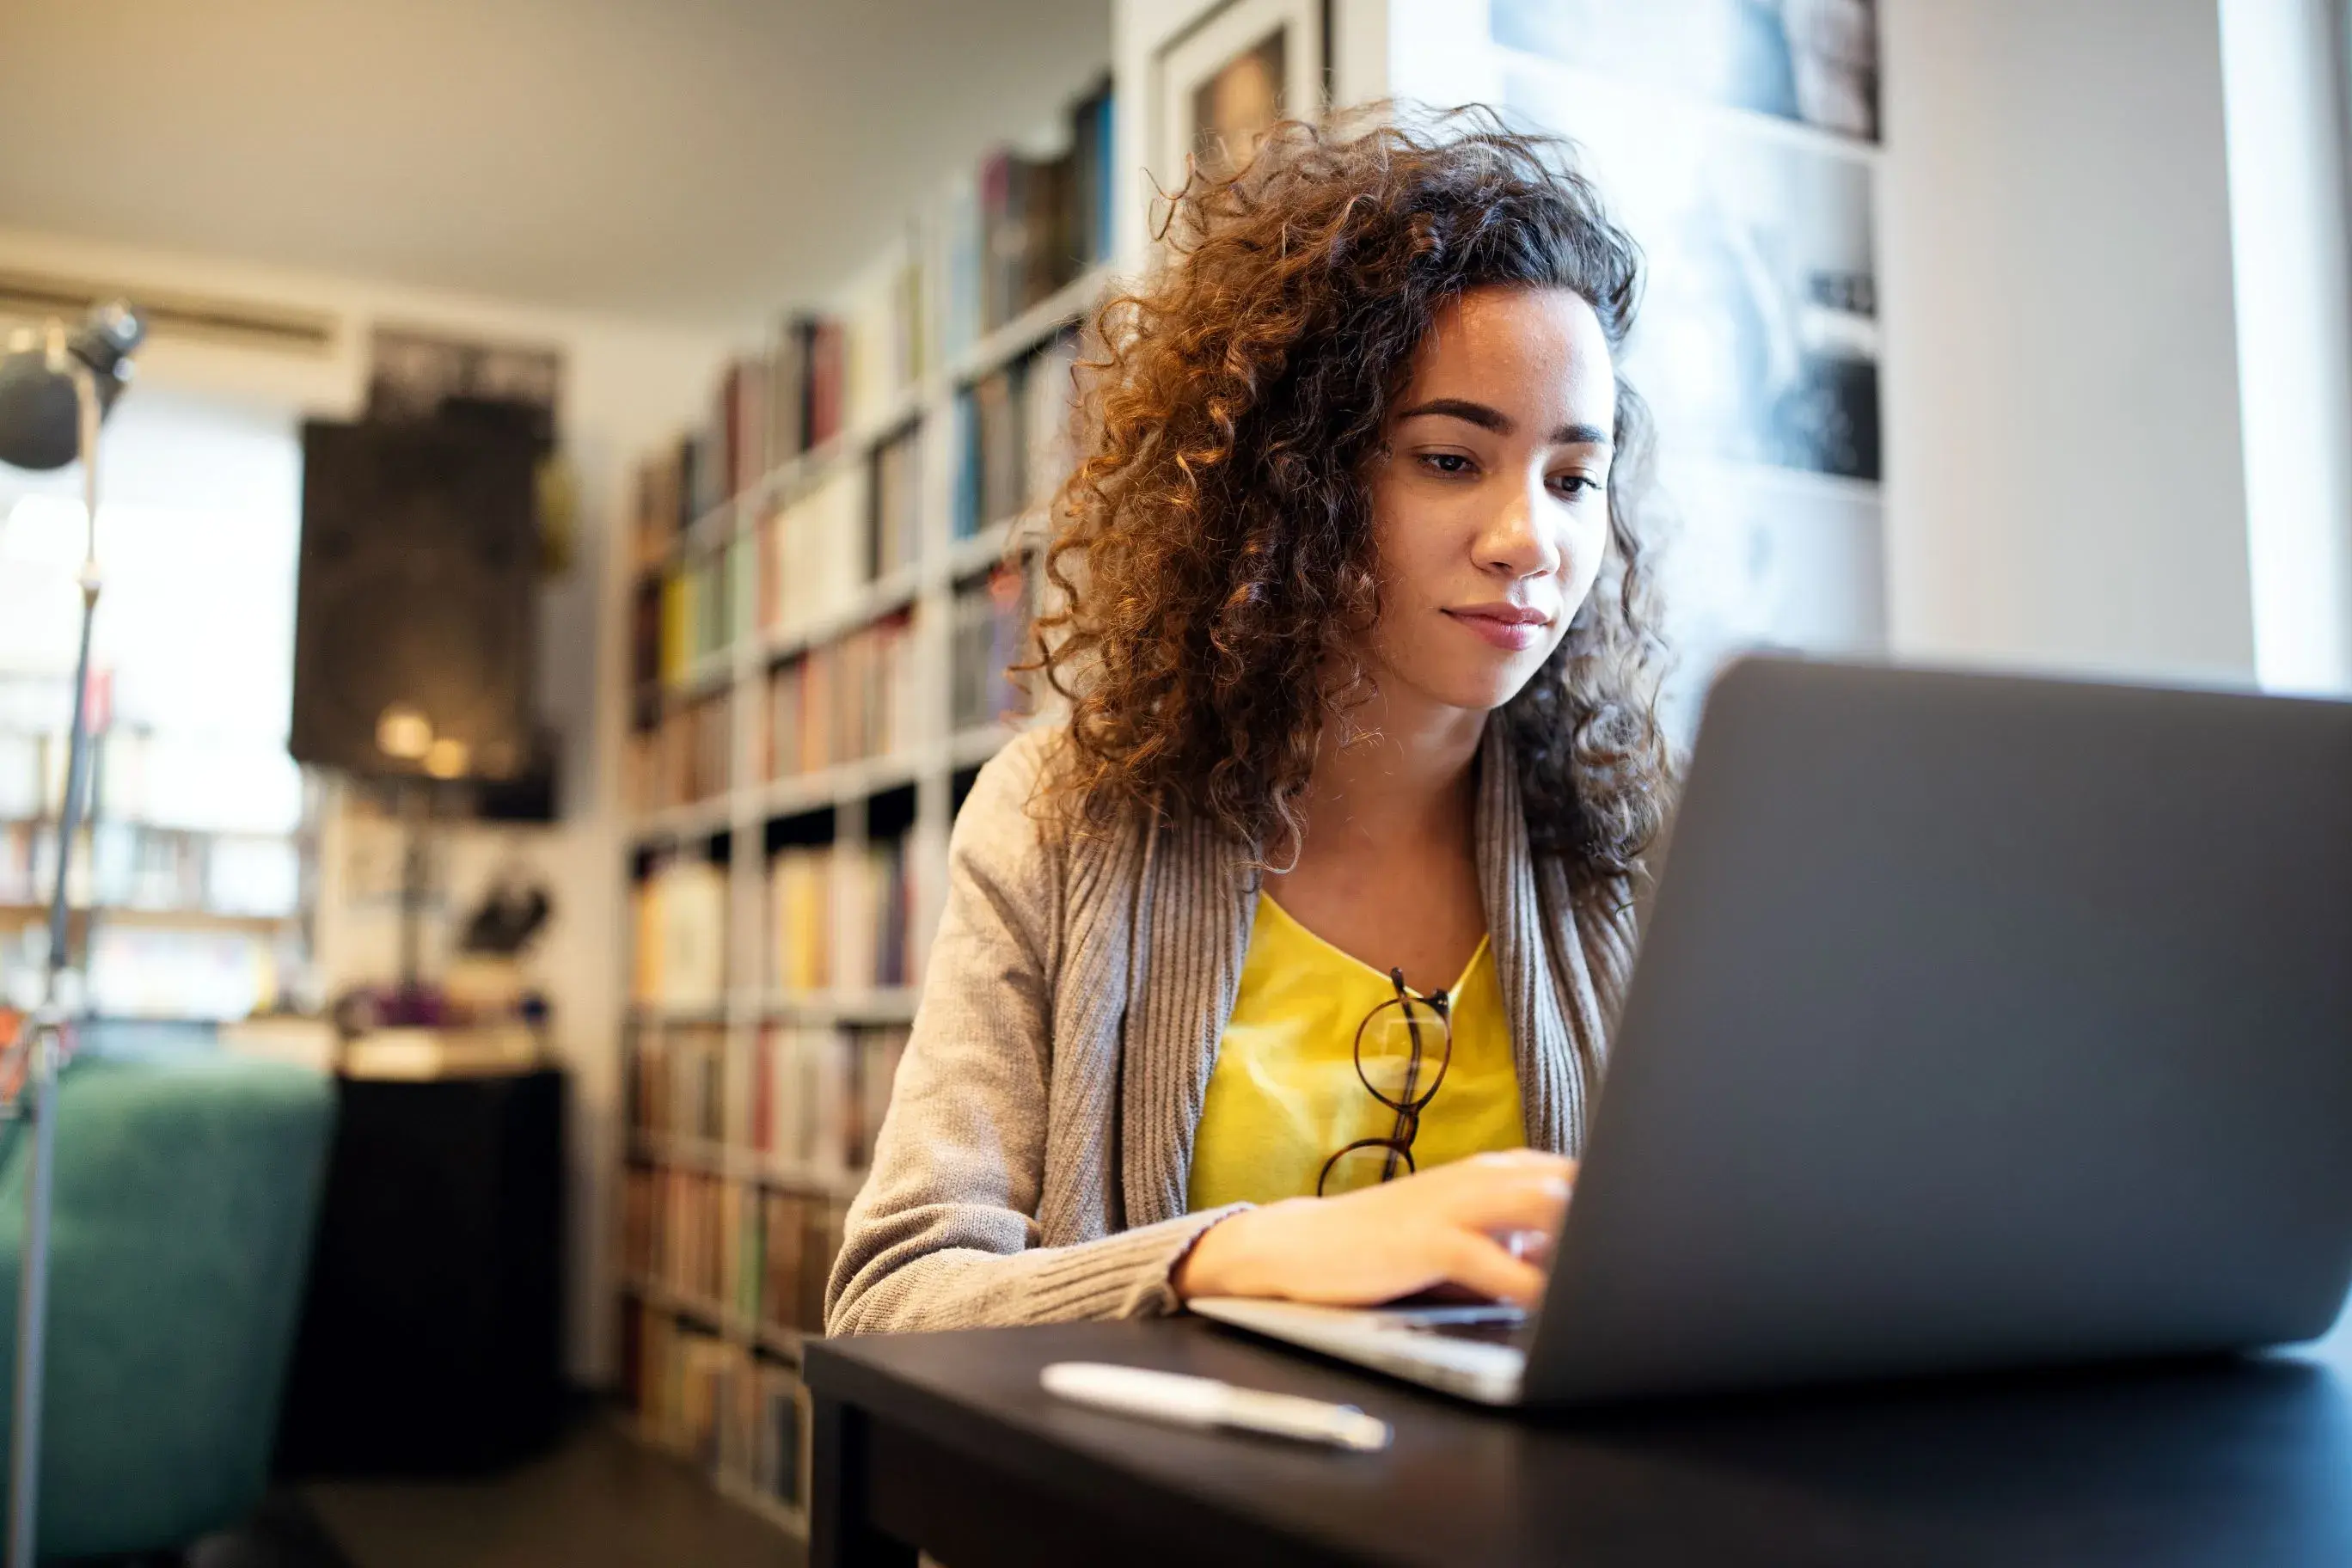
[618,266,1109,1540]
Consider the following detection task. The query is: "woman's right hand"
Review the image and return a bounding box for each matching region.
[1171,1149,1575,1309]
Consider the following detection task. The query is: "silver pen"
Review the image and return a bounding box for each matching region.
[1040,1361,1393,1452]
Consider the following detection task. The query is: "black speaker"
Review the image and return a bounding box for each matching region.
[292,419,538,781]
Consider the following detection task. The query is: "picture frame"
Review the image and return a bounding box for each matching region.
[1492,0,1881,144]
[1151,0,1328,196]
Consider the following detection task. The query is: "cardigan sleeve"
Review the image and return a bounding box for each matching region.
[824,730,1243,1334]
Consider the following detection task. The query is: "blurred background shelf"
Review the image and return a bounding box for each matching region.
[0,903,300,931]
[614,77,1116,1528]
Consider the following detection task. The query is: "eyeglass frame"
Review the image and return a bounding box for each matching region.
[1315,965,1455,1197]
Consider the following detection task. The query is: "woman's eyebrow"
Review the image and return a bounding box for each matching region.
[1395,397,1613,448]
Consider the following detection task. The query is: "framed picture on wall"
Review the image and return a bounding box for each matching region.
[1491,0,1880,143]
[1152,0,1327,194]
[1505,64,1881,482]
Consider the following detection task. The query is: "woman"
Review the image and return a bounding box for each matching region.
[826,110,1672,1334]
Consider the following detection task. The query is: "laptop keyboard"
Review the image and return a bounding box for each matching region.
[1412,1315,1528,1345]
[1371,1304,1529,1345]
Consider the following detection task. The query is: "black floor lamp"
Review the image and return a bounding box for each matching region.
[0,301,144,1568]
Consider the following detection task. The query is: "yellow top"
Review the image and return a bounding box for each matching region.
[1185,892,1527,1210]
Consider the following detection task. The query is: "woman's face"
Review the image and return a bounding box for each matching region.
[1363,285,1618,718]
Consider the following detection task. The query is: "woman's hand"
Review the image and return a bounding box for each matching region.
[1172,1150,1575,1308]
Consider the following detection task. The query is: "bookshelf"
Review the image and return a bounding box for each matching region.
[616,76,1115,1534]
[0,760,315,1020]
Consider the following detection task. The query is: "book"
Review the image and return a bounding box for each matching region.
[760,462,868,639]
[1023,328,1082,515]
[622,687,732,815]
[949,328,1085,542]
[950,560,1036,731]
[956,364,1024,537]
[759,1190,805,1329]
[720,354,771,499]
[836,838,913,992]
[750,1364,806,1507]
[940,172,984,364]
[843,1025,911,1170]
[868,426,923,580]
[748,1024,909,1176]
[959,81,1116,338]
[1071,74,1117,266]
[842,242,925,433]
[810,319,846,449]
[767,847,832,994]
[632,855,728,1008]
[769,316,818,463]
[628,1021,728,1142]
[764,612,916,780]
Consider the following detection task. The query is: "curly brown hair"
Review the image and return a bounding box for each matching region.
[1026,107,1673,900]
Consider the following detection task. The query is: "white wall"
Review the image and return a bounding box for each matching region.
[2220,0,2352,695]
[1317,0,2352,692]
[1877,0,2260,684]
[0,224,729,1383]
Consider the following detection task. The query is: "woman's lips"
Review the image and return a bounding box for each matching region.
[1444,608,1549,652]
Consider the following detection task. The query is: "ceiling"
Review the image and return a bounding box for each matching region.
[0,0,1112,329]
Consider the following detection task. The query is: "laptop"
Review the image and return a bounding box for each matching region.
[1191,657,2352,1406]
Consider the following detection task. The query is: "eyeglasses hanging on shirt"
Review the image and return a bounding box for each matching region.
[1316,967,1454,1197]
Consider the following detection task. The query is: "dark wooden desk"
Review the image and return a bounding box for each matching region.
[805,1314,2352,1567]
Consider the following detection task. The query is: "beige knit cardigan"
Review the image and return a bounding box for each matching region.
[824,721,1638,1334]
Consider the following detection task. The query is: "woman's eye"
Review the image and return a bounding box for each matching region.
[1550,473,1603,499]
[1420,452,1475,476]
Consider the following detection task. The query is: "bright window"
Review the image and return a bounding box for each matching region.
[0,387,309,1019]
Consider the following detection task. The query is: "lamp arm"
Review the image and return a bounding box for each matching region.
[3,357,105,1568]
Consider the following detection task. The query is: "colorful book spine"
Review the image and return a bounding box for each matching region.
[631,856,729,1008]
[950,561,1036,732]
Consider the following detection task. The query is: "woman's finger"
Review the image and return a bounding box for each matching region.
[1461,1149,1577,1177]
[1442,1167,1574,1234]
[1441,1228,1549,1307]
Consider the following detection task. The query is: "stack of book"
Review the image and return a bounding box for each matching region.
[0,820,301,921]
[631,854,729,1009]
[623,1177,857,1347]
[763,612,919,781]
[629,437,723,566]
[626,1308,732,1461]
[941,77,1118,354]
[660,539,751,683]
[622,1300,806,1510]
[749,1024,910,1175]
[650,1165,731,1304]
[950,562,1036,732]
[839,241,928,434]
[769,315,849,464]
[757,465,868,639]
[755,1192,849,1335]
[952,327,1082,539]
[627,1023,727,1143]
[622,76,1112,593]
[624,689,733,815]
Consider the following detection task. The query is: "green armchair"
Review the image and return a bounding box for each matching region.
[0,1050,334,1559]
